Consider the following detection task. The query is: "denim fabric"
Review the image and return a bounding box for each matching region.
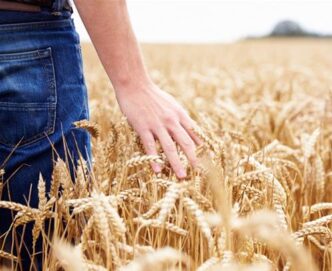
[0,8,91,271]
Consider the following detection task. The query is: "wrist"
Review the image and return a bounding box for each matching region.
[113,74,155,95]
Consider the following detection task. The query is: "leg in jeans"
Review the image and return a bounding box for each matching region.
[0,8,91,271]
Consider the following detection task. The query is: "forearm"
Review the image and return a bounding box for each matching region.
[74,0,152,92]
[74,0,201,179]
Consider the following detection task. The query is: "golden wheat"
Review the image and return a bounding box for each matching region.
[0,40,332,270]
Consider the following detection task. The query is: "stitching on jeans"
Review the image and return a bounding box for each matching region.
[40,47,57,134]
[0,48,51,62]
[0,103,56,110]
[0,19,72,32]
[49,47,57,135]
[0,48,57,148]
[0,103,56,147]
[0,123,55,148]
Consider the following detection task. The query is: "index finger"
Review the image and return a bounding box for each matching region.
[155,129,186,179]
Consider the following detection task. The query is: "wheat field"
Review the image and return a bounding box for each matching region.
[1,39,332,270]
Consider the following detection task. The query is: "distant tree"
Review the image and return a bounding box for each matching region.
[270,20,307,37]
[246,19,331,40]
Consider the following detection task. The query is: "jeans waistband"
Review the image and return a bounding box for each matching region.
[0,18,73,32]
[0,8,72,25]
[0,0,72,14]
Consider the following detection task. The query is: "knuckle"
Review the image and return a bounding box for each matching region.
[151,123,163,132]
[137,127,149,135]
[163,142,176,153]
[189,154,197,163]
[162,112,177,125]
[174,164,184,173]
[187,151,197,161]
[145,141,155,150]
[181,138,193,147]
[169,158,180,167]
[140,131,151,139]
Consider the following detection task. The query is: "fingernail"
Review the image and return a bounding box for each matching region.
[152,164,161,173]
[178,169,187,179]
[191,158,198,168]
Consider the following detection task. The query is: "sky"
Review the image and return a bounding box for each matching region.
[72,0,332,43]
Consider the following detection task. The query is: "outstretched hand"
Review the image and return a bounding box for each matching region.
[115,82,202,179]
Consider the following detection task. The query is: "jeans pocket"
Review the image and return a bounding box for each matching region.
[0,47,57,147]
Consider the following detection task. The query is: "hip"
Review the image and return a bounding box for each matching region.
[0,11,89,149]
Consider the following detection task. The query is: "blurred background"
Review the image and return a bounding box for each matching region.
[72,0,332,43]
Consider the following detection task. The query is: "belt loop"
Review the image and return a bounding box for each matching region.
[51,0,72,15]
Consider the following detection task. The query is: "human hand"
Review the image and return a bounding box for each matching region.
[115,82,202,179]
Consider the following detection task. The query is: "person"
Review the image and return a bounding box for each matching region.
[0,0,201,270]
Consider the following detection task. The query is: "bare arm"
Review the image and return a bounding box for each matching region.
[74,0,201,178]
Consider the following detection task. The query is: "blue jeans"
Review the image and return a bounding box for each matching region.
[0,6,91,271]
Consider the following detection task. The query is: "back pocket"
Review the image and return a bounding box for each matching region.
[0,47,56,147]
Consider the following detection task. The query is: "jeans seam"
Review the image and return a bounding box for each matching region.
[49,47,57,135]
